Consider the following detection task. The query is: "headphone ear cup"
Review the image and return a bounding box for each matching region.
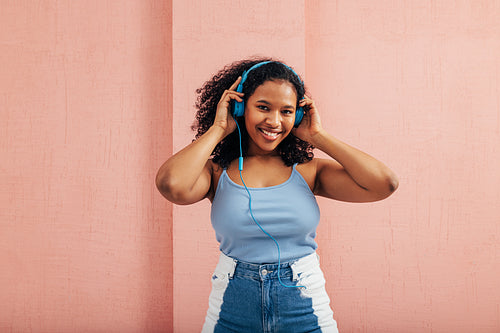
[232,99,244,118]
[231,79,245,118]
[294,107,304,127]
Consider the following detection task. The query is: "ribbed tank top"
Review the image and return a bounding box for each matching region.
[210,163,320,264]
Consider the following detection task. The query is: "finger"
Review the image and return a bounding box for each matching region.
[232,94,244,102]
[228,76,242,91]
[225,92,244,103]
[299,98,312,106]
[221,90,244,101]
[218,91,244,107]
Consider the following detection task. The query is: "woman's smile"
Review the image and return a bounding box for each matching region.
[258,128,281,140]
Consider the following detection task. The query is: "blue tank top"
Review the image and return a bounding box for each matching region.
[210,163,320,264]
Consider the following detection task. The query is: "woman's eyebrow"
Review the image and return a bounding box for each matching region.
[256,100,295,109]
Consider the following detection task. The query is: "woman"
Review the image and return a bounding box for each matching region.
[156,58,398,332]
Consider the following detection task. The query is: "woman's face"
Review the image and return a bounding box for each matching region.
[244,79,297,156]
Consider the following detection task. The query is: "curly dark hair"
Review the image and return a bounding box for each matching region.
[192,57,314,168]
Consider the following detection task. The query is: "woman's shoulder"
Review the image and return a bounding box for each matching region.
[295,158,319,191]
[295,157,319,170]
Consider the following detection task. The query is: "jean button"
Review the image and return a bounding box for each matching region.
[261,269,268,276]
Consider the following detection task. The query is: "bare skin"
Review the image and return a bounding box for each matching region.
[156,77,399,205]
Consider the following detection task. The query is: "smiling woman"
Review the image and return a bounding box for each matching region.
[155,57,398,332]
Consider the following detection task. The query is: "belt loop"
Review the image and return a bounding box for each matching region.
[290,261,300,281]
[228,257,237,279]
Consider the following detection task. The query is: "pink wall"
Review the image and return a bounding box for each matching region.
[2,1,500,332]
[1,1,173,332]
[306,2,500,332]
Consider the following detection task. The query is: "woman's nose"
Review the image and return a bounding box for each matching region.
[266,111,280,126]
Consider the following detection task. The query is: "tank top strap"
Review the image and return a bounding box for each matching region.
[213,168,228,199]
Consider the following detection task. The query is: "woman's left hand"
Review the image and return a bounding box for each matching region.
[292,96,324,144]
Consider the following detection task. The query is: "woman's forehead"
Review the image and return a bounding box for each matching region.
[249,80,298,101]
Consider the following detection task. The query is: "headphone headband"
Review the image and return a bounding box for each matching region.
[237,61,303,92]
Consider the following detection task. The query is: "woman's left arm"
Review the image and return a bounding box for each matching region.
[294,97,399,203]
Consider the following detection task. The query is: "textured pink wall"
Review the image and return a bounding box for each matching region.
[0,1,173,332]
[307,2,500,332]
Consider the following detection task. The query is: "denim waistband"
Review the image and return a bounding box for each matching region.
[216,251,320,282]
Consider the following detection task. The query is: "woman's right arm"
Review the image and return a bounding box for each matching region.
[155,77,243,205]
[155,126,225,204]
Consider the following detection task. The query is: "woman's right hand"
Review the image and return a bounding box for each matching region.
[212,76,244,138]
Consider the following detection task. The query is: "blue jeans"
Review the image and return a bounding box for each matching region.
[202,252,339,332]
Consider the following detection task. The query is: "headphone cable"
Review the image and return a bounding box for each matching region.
[235,120,305,289]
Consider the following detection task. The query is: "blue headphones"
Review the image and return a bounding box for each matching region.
[232,61,304,127]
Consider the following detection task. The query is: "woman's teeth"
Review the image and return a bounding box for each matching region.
[260,129,279,138]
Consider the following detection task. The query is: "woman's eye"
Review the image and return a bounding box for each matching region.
[257,105,269,111]
[282,110,293,115]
